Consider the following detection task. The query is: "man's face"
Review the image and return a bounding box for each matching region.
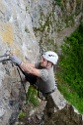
[40,57,48,68]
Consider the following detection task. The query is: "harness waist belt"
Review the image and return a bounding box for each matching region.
[45,88,55,95]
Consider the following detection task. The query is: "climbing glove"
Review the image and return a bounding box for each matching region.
[9,55,22,66]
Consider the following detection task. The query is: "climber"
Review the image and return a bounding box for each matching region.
[9,51,58,96]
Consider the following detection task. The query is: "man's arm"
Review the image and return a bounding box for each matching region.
[9,55,41,77]
[20,62,41,77]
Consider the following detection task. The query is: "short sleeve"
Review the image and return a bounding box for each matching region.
[39,69,49,81]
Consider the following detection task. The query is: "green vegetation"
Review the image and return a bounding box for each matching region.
[33,9,59,52]
[54,0,62,6]
[77,0,81,4]
[65,14,75,27]
[75,0,82,16]
[25,27,29,33]
[57,23,83,114]
[19,112,26,120]
[26,86,40,107]
[26,6,28,11]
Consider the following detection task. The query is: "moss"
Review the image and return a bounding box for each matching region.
[75,10,82,16]
[64,14,75,27]
[26,6,29,11]
[75,0,82,15]
[19,112,26,120]
[25,27,29,33]
[56,0,62,6]
[26,86,40,107]
[33,8,59,52]
[77,0,81,4]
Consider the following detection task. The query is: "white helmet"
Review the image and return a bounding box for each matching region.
[42,51,58,65]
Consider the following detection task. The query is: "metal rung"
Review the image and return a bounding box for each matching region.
[0,59,10,63]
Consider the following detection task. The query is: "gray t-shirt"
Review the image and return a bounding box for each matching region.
[35,62,55,93]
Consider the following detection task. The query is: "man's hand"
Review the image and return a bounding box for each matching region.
[9,55,22,66]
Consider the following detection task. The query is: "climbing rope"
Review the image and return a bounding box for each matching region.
[16,66,27,98]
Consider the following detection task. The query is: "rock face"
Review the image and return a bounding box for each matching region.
[44,89,82,125]
[0,0,83,125]
[0,0,39,125]
[44,88,67,120]
[30,0,83,53]
[45,104,82,125]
